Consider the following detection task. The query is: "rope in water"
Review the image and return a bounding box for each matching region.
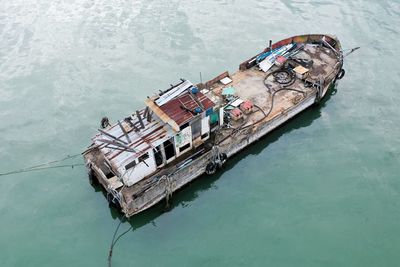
[108,216,133,267]
[0,151,133,267]
[0,153,84,177]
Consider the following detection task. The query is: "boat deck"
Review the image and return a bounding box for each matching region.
[205,43,340,148]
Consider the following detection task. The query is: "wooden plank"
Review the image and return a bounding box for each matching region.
[205,71,229,88]
[98,128,127,144]
[147,110,153,122]
[117,120,131,143]
[143,107,149,119]
[145,98,180,132]
[136,110,145,129]
[188,89,205,110]
[132,123,140,132]
[97,138,136,153]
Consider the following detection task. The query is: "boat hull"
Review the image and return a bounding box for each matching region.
[84,34,344,217]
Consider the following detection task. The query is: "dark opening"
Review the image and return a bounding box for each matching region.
[201,133,209,139]
[180,122,189,131]
[99,161,115,179]
[153,145,163,167]
[163,138,176,161]
[179,143,190,153]
[138,152,149,162]
[125,160,137,170]
[105,172,114,179]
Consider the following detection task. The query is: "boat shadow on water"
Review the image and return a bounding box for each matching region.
[94,85,338,229]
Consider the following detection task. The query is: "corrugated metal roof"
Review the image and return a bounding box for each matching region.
[91,79,215,172]
[155,80,193,106]
[158,91,215,126]
[92,109,172,170]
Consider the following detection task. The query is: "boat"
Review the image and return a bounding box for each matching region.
[83,34,352,217]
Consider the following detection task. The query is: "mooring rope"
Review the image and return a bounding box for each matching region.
[0,153,84,177]
[108,216,133,267]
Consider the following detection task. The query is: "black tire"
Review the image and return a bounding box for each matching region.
[336,69,345,80]
[220,153,227,164]
[100,117,110,129]
[205,162,217,175]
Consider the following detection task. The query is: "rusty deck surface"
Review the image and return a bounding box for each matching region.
[208,43,340,149]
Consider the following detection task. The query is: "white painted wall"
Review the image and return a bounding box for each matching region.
[174,126,192,157]
[201,116,210,140]
[119,149,157,186]
[219,108,224,126]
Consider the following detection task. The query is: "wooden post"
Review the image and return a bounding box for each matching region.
[147,111,153,122]
[143,107,149,118]
[136,110,145,129]
[117,120,131,143]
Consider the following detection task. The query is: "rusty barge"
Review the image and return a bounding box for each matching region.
[83,34,349,217]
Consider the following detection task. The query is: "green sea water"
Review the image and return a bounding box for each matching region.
[1,0,400,266]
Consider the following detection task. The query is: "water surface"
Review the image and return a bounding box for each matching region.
[1,0,400,266]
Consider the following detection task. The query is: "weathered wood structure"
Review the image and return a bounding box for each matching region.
[83,34,347,217]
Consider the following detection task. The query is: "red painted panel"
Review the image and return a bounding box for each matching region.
[159,92,215,126]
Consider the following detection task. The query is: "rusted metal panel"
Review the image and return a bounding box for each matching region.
[293,35,309,43]
[145,98,180,132]
[271,37,293,50]
[205,71,230,88]
[159,92,215,126]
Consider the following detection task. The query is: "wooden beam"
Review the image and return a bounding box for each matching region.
[98,128,127,144]
[188,89,205,110]
[147,110,153,122]
[132,123,140,132]
[117,120,131,143]
[143,107,149,119]
[97,139,136,153]
[136,110,145,129]
[145,98,180,132]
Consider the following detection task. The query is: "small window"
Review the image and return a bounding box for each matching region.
[125,160,137,170]
[153,146,163,167]
[201,133,209,139]
[179,143,190,153]
[138,152,149,162]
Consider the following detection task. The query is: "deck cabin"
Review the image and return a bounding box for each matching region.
[90,80,222,189]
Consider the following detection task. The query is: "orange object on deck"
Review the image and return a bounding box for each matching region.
[240,100,254,114]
